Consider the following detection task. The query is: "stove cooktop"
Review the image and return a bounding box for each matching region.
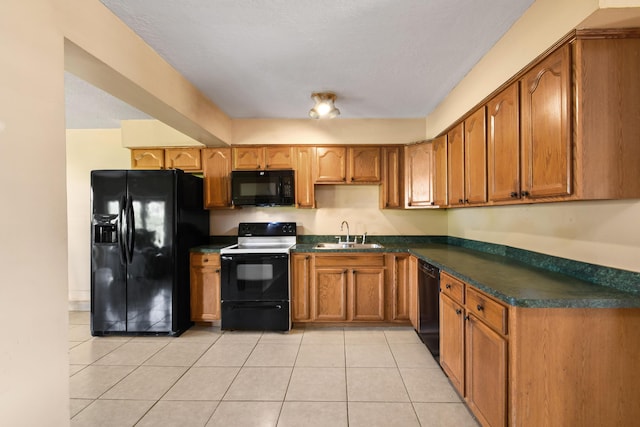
[220,222,297,254]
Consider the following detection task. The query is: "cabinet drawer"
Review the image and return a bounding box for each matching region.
[190,252,220,267]
[440,272,465,304]
[314,254,385,268]
[466,287,508,335]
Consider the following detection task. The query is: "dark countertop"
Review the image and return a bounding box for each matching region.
[190,243,230,253]
[193,242,640,309]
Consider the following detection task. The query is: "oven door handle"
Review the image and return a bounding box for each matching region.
[229,304,283,310]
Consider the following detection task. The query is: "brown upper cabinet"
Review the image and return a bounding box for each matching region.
[487,82,521,202]
[131,148,165,169]
[315,146,347,183]
[165,147,202,172]
[432,135,448,207]
[464,108,488,205]
[570,33,640,200]
[349,146,381,183]
[447,123,465,207]
[294,146,316,208]
[517,33,640,202]
[404,141,433,207]
[447,108,487,207]
[315,146,381,184]
[520,44,571,200]
[202,147,233,209]
[380,146,404,209]
[131,147,202,172]
[232,146,294,170]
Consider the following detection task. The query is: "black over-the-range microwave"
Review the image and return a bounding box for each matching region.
[231,170,295,206]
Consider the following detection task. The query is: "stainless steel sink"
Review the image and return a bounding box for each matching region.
[313,242,384,250]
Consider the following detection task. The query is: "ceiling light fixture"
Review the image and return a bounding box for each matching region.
[309,92,340,119]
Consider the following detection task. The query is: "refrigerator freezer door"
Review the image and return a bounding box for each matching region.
[91,170,127,334]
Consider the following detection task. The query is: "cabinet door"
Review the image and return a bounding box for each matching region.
[131,148,165,169]
[488,83,520,202]
[291,254,311,321]
[447,123,465,206]
[350,268,385,321]
[520,44,571,199]
[405,142,433,207]
[432,135,448,207]
[464,107,487,204]
[265,146,294,169]
[315,146,347,183]
[165,147,202,171]
[390,254,410,321]
[408,256,419,330]
[202,148,232,209]
[466,314,508,427]
[190,254,221,321]
[349,146,381,183]
[314,268,348,320]
[295,147,316,208]
[380,146,403,209]
[440,293,465,396]
[233,146,264,170]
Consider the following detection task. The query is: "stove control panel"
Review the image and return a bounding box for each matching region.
[237,222,297,237]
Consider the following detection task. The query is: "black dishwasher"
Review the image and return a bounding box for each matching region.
[418,260,440,359]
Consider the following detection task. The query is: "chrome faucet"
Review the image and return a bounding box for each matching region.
[340,221,350,243]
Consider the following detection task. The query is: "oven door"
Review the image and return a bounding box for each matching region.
[220,253,289,301]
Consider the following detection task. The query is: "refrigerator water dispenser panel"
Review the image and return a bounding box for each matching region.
[93,214,118,244]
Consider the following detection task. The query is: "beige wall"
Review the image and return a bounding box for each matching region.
[448,201,640,272]
[66,129,131,305]
[0,1,70,425]
[121,120,204,148]
[210,186,448,236]
[233,118,426,145]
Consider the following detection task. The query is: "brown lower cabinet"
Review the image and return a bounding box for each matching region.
[439,271,640,427]
[189,252,221,322]
[291,252,412,323]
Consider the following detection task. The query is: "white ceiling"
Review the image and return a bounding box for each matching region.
[65,0,534,128]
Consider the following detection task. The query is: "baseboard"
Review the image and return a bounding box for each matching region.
[69,300,90,311]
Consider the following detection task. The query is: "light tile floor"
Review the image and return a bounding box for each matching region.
[69,311,479,426]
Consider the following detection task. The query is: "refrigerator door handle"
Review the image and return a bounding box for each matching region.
[126,195,135,263]
[118,195,127,265]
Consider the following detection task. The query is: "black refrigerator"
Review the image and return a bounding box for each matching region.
[90,169,209,336]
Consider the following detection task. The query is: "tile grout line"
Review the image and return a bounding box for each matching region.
[132,330,223,426]
[384,330,424,426]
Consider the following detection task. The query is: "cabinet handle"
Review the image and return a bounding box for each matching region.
[521,191,530,197]
[445,284,452,289]
[476,304,484,312]
[510,191,519,198]
[458,198,464,204]
[464,199,469,203]
[465,315,470,321]
[256,165,260,169]
[203,258,209,263]
[215,269,220,273]
[455,309,462,315]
